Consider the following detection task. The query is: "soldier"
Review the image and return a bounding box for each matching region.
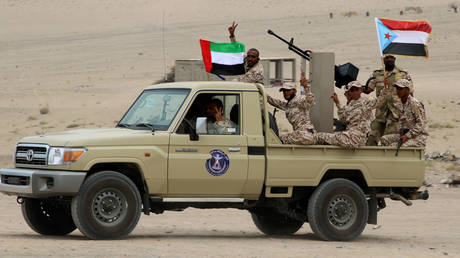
[316,81,387,149]
[228,21,264,84]
[364,54,413,145]
[266,72,316,144]
[380,79,428,147]
[205,99,237,135]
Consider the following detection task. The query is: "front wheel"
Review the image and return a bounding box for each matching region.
[21,198,76,235]
[71,171,142,239]
[251,210,304,235]
[307,178,368,241]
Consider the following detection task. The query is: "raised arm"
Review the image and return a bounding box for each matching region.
[228,21,238,43]
[299,72,315,109]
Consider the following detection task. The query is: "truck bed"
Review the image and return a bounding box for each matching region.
[265,144,425,188]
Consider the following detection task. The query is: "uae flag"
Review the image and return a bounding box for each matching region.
[200,39,246,75]
[375,18,432,57]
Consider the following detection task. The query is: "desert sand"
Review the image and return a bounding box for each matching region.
[1,0,460,256]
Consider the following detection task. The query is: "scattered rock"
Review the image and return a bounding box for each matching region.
[440,173,460,186]
[426,151,457,161]
[423,180,432,187]
[440,178,452,184]
[430,151,441,159]
[66,123,80,128]
[372,225,381,230]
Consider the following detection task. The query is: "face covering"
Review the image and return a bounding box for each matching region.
[385,63,395,71]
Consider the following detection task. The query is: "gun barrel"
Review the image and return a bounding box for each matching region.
[267,29,311,60]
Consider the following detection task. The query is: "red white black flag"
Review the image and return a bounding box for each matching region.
[375,18,432,57]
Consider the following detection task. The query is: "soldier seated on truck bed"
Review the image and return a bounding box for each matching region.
[266,72,316,145]
[316,81,387,149]
[380,79,428,147]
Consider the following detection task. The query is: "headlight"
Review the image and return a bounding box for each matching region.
[48,147,86,165]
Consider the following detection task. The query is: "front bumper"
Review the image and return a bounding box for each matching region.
[0,168,86,197]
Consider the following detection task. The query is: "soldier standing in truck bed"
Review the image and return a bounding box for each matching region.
[266,72,316,144]
[228,21,264,84]
[380,79,428,147]
[364,54,413,145]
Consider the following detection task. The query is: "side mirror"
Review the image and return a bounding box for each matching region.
[196,117,208,134]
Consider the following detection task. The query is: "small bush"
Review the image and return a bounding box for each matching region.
[66,123,80,128]
[39,106,49,115]
[429,122,456,129]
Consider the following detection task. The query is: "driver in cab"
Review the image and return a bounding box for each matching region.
[206,99,237,135]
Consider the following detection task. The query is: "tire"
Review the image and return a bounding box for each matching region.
[251,210,304,236]
[71,171,142,240]
[21,198,76,235]
[307,178,368,241]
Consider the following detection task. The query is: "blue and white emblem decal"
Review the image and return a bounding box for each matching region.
[205,149,230,176]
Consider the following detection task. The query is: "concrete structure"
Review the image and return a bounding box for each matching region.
[174,58,296,86]
[308,52,335,133]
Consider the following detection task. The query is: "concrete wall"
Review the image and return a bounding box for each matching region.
[174,58,295,87]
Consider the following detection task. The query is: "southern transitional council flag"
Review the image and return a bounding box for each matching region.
[375,18,432,57]
[200,39,245,75]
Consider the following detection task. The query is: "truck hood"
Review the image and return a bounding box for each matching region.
[18,128,169,147]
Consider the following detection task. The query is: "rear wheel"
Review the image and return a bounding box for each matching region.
[71,171,142,239]
[307,178,368,241]
[22,198,76,235]
[251,210,304,235]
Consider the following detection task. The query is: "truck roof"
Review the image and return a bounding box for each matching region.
[145,81,260,91]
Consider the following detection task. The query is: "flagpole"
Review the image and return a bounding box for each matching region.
[382,57,388,89]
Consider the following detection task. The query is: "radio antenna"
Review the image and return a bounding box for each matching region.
[162,11,167,82]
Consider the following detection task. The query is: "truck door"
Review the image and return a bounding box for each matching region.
[168,92,248,196]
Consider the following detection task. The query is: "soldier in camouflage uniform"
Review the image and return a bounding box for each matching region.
[266,73,316,144]
[316,81,388,149]
[364,55,413,145]
[380,79,428,147]
[228,21,264,84]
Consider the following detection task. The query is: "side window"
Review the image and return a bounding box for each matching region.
[176,93,240,135]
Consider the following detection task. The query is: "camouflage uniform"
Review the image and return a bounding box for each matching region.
[266,84,316,144]
[207,117,237,135]
[381,95,428,147]
[366,66,413,145]
[230,36,264,84]
[317,81,387,149]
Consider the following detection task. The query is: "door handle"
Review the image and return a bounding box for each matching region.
[228,147,241,152]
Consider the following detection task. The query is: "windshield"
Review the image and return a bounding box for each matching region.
[118,88,190,131]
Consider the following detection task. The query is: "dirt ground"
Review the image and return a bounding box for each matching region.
[1,0,460,257]
[0,187,458,257]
